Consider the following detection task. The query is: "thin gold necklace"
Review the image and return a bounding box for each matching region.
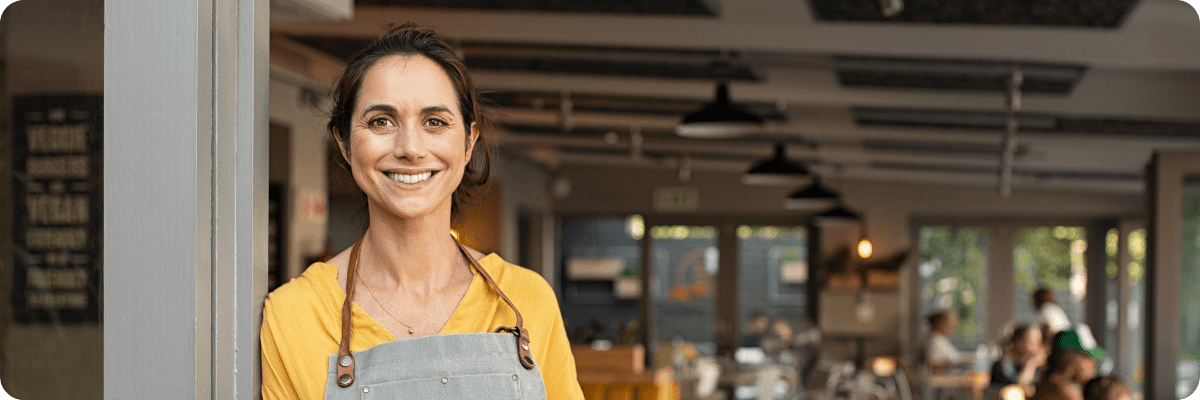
[354,260,448,335]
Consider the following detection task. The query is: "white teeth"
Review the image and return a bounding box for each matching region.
[387,171,433,184]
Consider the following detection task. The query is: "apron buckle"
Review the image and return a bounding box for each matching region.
[336,353,355,387]
[496,326,537,370]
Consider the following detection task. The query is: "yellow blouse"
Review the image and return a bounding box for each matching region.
[261,254,583,399]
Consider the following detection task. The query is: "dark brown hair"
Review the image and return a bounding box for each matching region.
[1010,324,1038,344]
[1033,287,1056,309]
[326,23,490,216]
[1083,376,1132,400]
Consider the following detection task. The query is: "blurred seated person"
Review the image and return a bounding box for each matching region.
[923,310,973,373]
[991,324,1047,388]
[761,319,794,361]
[1031,330,1105,400]
[1082,376,1132,400]
[1033,288,1072,339]
[740,312,771,348]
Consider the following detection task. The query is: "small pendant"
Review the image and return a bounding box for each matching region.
[408,327,415,334]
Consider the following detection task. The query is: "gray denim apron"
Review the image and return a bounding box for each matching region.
[323,239,547,399]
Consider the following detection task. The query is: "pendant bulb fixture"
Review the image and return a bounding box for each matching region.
[743,143,811,186]
[677,80,764,139]
[784,177,840,210]
[810,205,862,226]
[858,238,873,259]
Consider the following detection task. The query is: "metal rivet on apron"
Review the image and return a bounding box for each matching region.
[521,342,530,351]
[362,387,369,393]
[512,374,519,381]
[441,377,449,384]
[338,374,352,386]
[338,355,352,367]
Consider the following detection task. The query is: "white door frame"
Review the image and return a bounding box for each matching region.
[103,0,268,397]
[1146,150,1200,400]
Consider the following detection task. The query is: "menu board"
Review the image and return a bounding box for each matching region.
[11,95,103,323]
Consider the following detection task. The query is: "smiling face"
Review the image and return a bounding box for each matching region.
[339,55,477,222]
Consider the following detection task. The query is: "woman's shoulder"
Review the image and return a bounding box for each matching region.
[264,262,341,315]
[476,254,555,301]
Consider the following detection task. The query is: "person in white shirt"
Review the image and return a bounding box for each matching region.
[1034,287,1072,338]
[923,310,973,373]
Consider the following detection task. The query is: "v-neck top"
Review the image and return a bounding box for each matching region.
[261,254,583,399]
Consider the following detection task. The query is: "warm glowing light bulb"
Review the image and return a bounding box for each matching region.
[870,357,897,376]
[1000,385,1026,400]
[857,238,873,258]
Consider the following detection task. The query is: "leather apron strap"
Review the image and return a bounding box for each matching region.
[335,236,534,388]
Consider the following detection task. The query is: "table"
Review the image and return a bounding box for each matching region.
[578,368,678,400]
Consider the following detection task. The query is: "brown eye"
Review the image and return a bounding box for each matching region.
[369,117,395,129]
[426,117,447,127]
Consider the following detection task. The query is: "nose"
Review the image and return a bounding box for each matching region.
[391,125,428,160]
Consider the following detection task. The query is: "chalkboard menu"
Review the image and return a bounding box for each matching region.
[11,95,103,323]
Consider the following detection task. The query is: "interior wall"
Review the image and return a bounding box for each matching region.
[1,0,104,398]
[268,78,329,281]
[495,151,554,278]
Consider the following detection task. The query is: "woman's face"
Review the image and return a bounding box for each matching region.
[936,315,956,335]
[1015,328,1043,358]
[341,55,476,221]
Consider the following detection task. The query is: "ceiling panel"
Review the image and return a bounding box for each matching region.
[853,107,1200,138]
[808,0,1141,28]
[832,56,1086,94]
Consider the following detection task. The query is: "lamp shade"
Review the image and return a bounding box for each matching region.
[784,177,839,210]
[742,144,811,186]
[676,81,764,138]
[810,205,862,226]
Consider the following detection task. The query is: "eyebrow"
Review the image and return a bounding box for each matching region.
[359,104,397,118]
[421,105,454,115]
[358,104,455,118]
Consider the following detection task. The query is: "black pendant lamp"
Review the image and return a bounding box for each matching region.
[784,177,840,210]
[676,81,764,139]
[742,143,811,186]
[810,205,862,226]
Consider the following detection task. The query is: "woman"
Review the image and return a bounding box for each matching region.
[1033,287,1072,338]
[1030,342,1097,400]
[990,324,1047,388]
[923,310,971,373]
[1082,376,1133,400]
[260,24,583,399]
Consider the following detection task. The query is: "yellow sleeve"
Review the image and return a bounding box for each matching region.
[542,300,584,400]
[260,296,300,400]
[522,273,584,400]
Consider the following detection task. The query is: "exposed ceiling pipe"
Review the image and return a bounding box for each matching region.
[538,149,1143,194]
[1000,70,1023,199]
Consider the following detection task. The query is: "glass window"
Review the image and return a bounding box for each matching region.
[1012,226,1088,329]
[558,215,642,345]
[651,225,718,357]
[1103,228,1120,363]
[1127,228,1147,391]
[918,226,989,348]
[737,226,809,347]
[2,0,104,398]
[1179,180,1200,398]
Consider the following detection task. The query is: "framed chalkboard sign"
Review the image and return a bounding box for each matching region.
[11,94,103,324]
